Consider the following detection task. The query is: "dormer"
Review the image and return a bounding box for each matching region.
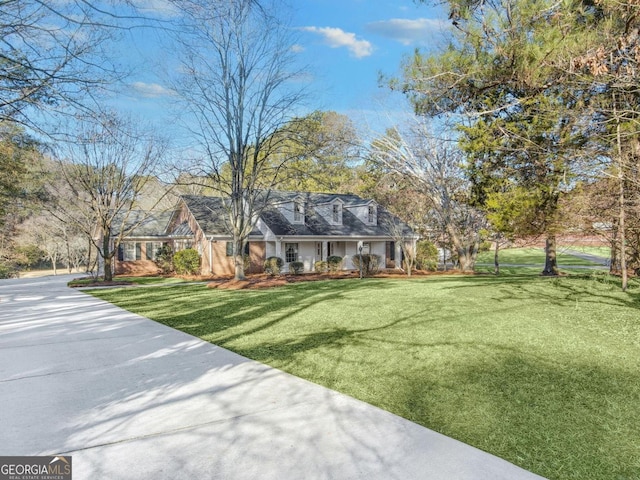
[329,199,343,225]
[293,199,305,224]
[278,195,305,225]
[366,203,377,225]
[344,200,377,226]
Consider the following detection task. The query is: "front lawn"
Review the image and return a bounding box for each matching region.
[88,275,640,480]
[475,247,604,266]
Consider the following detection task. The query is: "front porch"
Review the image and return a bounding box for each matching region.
[265,239,403,272]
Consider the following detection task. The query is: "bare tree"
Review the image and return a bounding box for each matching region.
[0,0,141,131]
[378,212,418,276]
[369,118,485,272]
[49,113,167,281]
[166,0,307,280]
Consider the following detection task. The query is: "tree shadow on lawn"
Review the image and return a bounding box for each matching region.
[388,348,640,480]
[90,276,640,479]
[433,273,640,310]
[95,278,393,345]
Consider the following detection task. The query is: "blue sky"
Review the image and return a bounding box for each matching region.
[115,0,449,135]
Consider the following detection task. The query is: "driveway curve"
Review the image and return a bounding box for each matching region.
[0,275,545,479]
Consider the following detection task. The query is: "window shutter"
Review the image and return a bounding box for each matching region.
[146,242,153,260]
[117,244,124,261]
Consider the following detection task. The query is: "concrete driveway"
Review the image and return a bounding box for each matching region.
[0,275,546,479]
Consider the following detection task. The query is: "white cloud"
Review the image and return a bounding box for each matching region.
[365,18,448,45]
[291,44,305,53]
[131,82,174,98]
[130,0,179,18]
[301,27,373,58]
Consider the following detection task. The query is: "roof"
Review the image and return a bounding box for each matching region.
[111,211,174,237]
[267,191,374,207]
[250,191,414,238]
[169,221,194,237]
[115,192,416,240]
[181,195,262,237]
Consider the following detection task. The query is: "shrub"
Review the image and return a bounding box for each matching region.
[478,241,493,252]
[15,245,44,269]
[155,244,174,274]
[290,261,304,274]
[416,240,438,271]
[0,261,18,279]
[327,255,343,273]
[242,254,251,272]
[314,260,328,273]
[264,256,284,275]
[173,248,201,275]
[352,254,380,276]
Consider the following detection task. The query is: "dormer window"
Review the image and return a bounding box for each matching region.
[368,205,376,224]
[293,201,304,223]
[332,203,341,223]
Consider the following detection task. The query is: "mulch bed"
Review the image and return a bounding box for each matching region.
[69,269,469,290]
[206,269,460,290]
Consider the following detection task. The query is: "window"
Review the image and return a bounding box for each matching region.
[146,242,163,261]
[226,242,250,256]
[328,242,335,257]
[294,201,304,223]
[368,205,376,223]
[316,242,322,257]
[174,240,192,252]
[285,243,298,263]
[123,242,141,261]
[332,204,341,223]
[361,242,370,254]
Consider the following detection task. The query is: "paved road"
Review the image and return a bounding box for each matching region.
[0,275,546,480]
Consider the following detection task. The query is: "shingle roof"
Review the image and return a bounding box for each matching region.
[169,221,194,237]
[118,192,416,240]
[266,191,414,237]
[112,211,173,237]
[181,195,262,237]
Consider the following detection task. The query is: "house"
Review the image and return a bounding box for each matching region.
[113,191,418,276]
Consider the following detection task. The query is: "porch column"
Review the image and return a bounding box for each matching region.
[323,241,328,260]
[396,243,403,270]
[275,239,282,259]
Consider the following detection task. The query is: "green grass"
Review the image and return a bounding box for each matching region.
[559,245,611,258]
[88,275,640,480]
[476,247,604,266]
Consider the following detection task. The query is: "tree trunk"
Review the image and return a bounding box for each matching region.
[103,235,113,282]
[614,98,628,291]
[609,226,619,274]
[66,234,72,274]
[618,166,628,291]
[542,235,559,276]
[447,226,477,272]
[457,247,476,272]
[86,236,92,274]
[233,237,246,281]
[494,241,500,275]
